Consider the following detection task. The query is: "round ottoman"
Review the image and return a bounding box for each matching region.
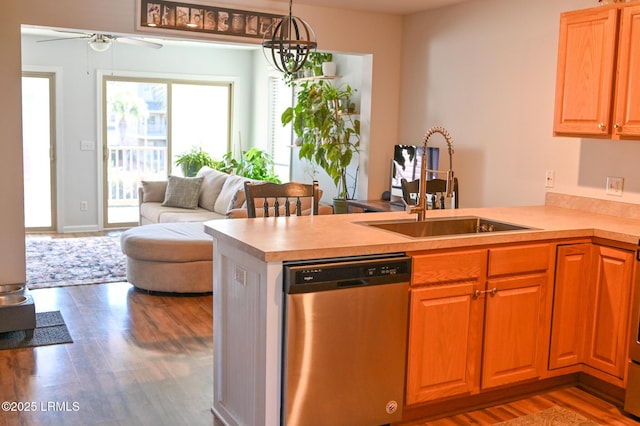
[120,222,213,293]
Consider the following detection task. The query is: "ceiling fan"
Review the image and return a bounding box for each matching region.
[37,31,163,52]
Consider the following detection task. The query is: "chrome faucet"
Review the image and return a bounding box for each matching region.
[404,126,455,221]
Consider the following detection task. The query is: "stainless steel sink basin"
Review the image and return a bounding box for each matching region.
[363,216,533,238]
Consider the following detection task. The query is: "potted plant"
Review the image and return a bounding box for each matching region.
[212,148,282,183]
[281,79,360,212]
[175,146,216,177]
[308,52,333,76]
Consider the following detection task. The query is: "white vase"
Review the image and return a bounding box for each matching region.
[322,61,336,76]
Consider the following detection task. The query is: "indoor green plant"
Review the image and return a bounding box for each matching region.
[175,146,216,177]
[309,52,333,76]
[281,79,360,210]
[213,148,281,183]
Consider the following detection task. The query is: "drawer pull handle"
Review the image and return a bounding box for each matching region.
[474,288,498,297]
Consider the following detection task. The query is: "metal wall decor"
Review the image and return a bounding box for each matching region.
[138,0,283,40]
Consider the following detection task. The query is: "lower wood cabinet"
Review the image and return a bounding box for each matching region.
[550,242,635,381]
[482,272,550,389]
[406,244,553,405]
[406,281,483,404]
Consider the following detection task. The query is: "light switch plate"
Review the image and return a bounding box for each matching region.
[606,176,624,196]
[80,140,95,151]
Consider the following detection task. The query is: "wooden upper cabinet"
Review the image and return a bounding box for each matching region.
[612,4,640,137]
[553,7,619,137]
[554,4,640,138]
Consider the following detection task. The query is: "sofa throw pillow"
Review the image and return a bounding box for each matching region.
[161,176,204,209]
[226,188,247,212]
[214,174,252,214]
[196,166,228,211]
[141,180,168,203]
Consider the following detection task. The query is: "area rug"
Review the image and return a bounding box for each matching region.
[26,234,126,289]
[494,406,600,426]
[0,311,73,350]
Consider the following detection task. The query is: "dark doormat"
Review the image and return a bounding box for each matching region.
[0,311,72,350]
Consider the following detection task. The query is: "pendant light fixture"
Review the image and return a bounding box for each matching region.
[262,0,317,75]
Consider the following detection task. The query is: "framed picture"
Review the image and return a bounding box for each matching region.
[137,0,281,40]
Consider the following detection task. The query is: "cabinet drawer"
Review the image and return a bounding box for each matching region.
[488,244,550,277]
[412,250,486,286]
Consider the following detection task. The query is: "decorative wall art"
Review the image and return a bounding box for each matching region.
[137,0,282,40]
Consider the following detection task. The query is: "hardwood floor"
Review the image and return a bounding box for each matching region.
[0,282,213,426]
[0,281,638,425]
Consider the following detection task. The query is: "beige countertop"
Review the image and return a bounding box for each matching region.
[204,201,640,262]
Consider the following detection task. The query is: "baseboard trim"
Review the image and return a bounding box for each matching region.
[400,375,579,424]
[62,225,101,234]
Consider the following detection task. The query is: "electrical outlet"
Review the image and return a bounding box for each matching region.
[234,266,246,285]
[606,176,624,196]
[545,170,555,188]
[80,201,88,211]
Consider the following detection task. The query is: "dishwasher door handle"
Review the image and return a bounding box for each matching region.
[337,279,370,288]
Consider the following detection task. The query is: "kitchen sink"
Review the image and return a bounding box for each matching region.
[363,216,533,238]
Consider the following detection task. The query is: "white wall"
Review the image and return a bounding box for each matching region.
[22,32,257,232]
[400,0,640,208]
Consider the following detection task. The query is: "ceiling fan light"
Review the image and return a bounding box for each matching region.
[89,39,111,52]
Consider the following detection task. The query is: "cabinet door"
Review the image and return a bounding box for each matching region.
[584,245,634,378]
[549,244,592,369]
[406,282,483,404]
[482,273,548,389]
[613,4,640,137]
[553,7,619,136]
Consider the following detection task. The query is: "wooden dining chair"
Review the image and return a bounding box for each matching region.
[401,177,459,209]
[244,180,320,218]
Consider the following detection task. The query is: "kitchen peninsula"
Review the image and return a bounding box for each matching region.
[204,193,640,426]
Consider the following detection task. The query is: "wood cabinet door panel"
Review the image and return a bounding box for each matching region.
[553,7,618,136]
[482,275,546,389]
[613,5,640,137]
[406,282,482,404]
[584,245,634,378]
[549,244,591,369]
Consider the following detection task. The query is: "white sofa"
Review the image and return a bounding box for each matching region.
[138,166,332,224]
[138,167,254,224]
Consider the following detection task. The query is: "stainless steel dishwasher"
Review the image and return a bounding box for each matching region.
[282,253,411,426]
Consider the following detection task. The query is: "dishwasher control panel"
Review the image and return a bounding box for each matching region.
[284,253,411,293]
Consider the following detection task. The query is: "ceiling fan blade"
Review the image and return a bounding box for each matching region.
[37,35,92,43]
[115,37,163,49]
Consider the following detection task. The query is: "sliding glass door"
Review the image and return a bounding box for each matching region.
[102,76,232,228]
[22,72,56,231]
[104,79,168,227]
